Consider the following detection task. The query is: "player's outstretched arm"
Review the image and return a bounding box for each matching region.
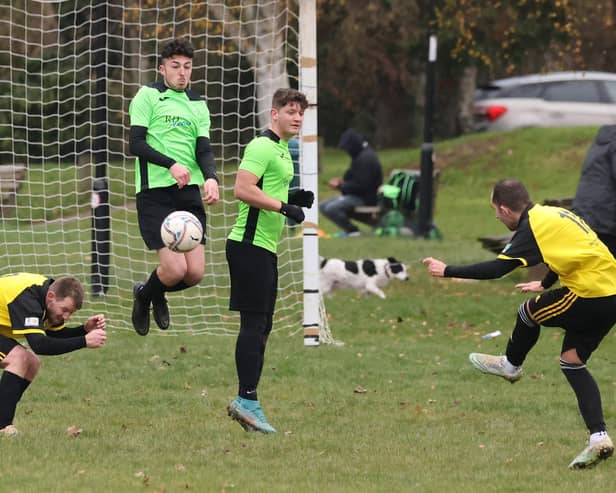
[422,257,447,277]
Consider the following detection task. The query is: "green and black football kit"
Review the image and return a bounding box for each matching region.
[129,81,217,249]
[0,273,87,359]
[227,128,294,313]
[226,128,294,401]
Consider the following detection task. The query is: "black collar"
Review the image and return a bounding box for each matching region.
[262,128,281,143]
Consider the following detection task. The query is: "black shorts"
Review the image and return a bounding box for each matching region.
[526,287,616,362]
[226,239,278,313]
[136,184,207,250]
[0,334,20,361]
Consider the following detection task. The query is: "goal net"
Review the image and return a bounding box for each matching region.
[0,0,321,338]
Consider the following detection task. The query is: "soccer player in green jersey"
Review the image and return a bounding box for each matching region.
[423,179,616,469]
[128,38,219,336]
[0,273,106,436]
[225,88,313,433]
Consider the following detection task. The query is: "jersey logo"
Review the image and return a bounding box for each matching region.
[164,115,191,128]
[25,317,39,327]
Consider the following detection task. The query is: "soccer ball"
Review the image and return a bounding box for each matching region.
[160,211,203,252]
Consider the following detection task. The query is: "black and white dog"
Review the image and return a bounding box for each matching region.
[320,257,409,299]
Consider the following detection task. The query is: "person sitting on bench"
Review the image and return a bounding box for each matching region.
[319,128,383,237]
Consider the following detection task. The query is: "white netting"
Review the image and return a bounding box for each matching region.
[0,0,307,336]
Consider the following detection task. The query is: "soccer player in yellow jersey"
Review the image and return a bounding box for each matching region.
[0,274,106,436]
[423,179,616,469]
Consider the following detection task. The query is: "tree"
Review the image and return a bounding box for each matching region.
[317,0,425,147]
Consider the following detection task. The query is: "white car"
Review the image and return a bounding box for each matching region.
[472,71,616,132]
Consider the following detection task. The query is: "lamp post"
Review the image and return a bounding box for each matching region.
[417,3,437,238]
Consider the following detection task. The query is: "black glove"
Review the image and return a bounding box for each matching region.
[279,202,305,223]
[288,189,314,208]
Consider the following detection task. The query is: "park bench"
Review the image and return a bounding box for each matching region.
[0,164,27,214]
[349,168,440,229]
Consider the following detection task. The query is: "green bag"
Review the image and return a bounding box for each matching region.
[373,210,406,237]
[378,172,419,213]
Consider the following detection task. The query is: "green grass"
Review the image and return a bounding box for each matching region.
[4,127,616,492]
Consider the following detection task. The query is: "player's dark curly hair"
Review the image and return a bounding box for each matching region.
[159,37,194,63]
[272,88,308,111]
[492,179,531,212]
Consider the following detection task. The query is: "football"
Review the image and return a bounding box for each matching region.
[160,211,203,252]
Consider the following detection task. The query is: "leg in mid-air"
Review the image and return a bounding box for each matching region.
[469,300,539,383]
[132,245,205,334]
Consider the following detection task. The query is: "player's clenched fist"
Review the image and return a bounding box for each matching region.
[422,257,447,277]
[85,328,106,348]
[84,314,106,332]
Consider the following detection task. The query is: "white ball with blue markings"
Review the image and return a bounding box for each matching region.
[160,211,203,252]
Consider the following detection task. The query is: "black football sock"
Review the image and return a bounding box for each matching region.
[235,329,262,401]
[164,281,189,293]
[235,311,270,401]
[257,313,273,378]
[140,269,166,302]
[505,305,540,367]
[561,360,606,434]
[0,372,31,428]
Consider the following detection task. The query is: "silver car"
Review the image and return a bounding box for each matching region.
[472,71,616,132]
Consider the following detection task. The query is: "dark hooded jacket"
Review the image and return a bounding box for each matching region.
[337,128,383,205]
[572,125,616,236]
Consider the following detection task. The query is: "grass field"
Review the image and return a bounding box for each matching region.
[4,127,616,492]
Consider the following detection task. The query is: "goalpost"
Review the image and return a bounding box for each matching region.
[0,0,328,342]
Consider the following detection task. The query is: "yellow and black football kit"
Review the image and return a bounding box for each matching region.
[445,204,616,360]
[0,273,87,361]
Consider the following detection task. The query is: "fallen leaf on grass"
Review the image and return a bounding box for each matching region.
[149,355,171,369]
[134,471,149,485]
[66,425,82,437]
